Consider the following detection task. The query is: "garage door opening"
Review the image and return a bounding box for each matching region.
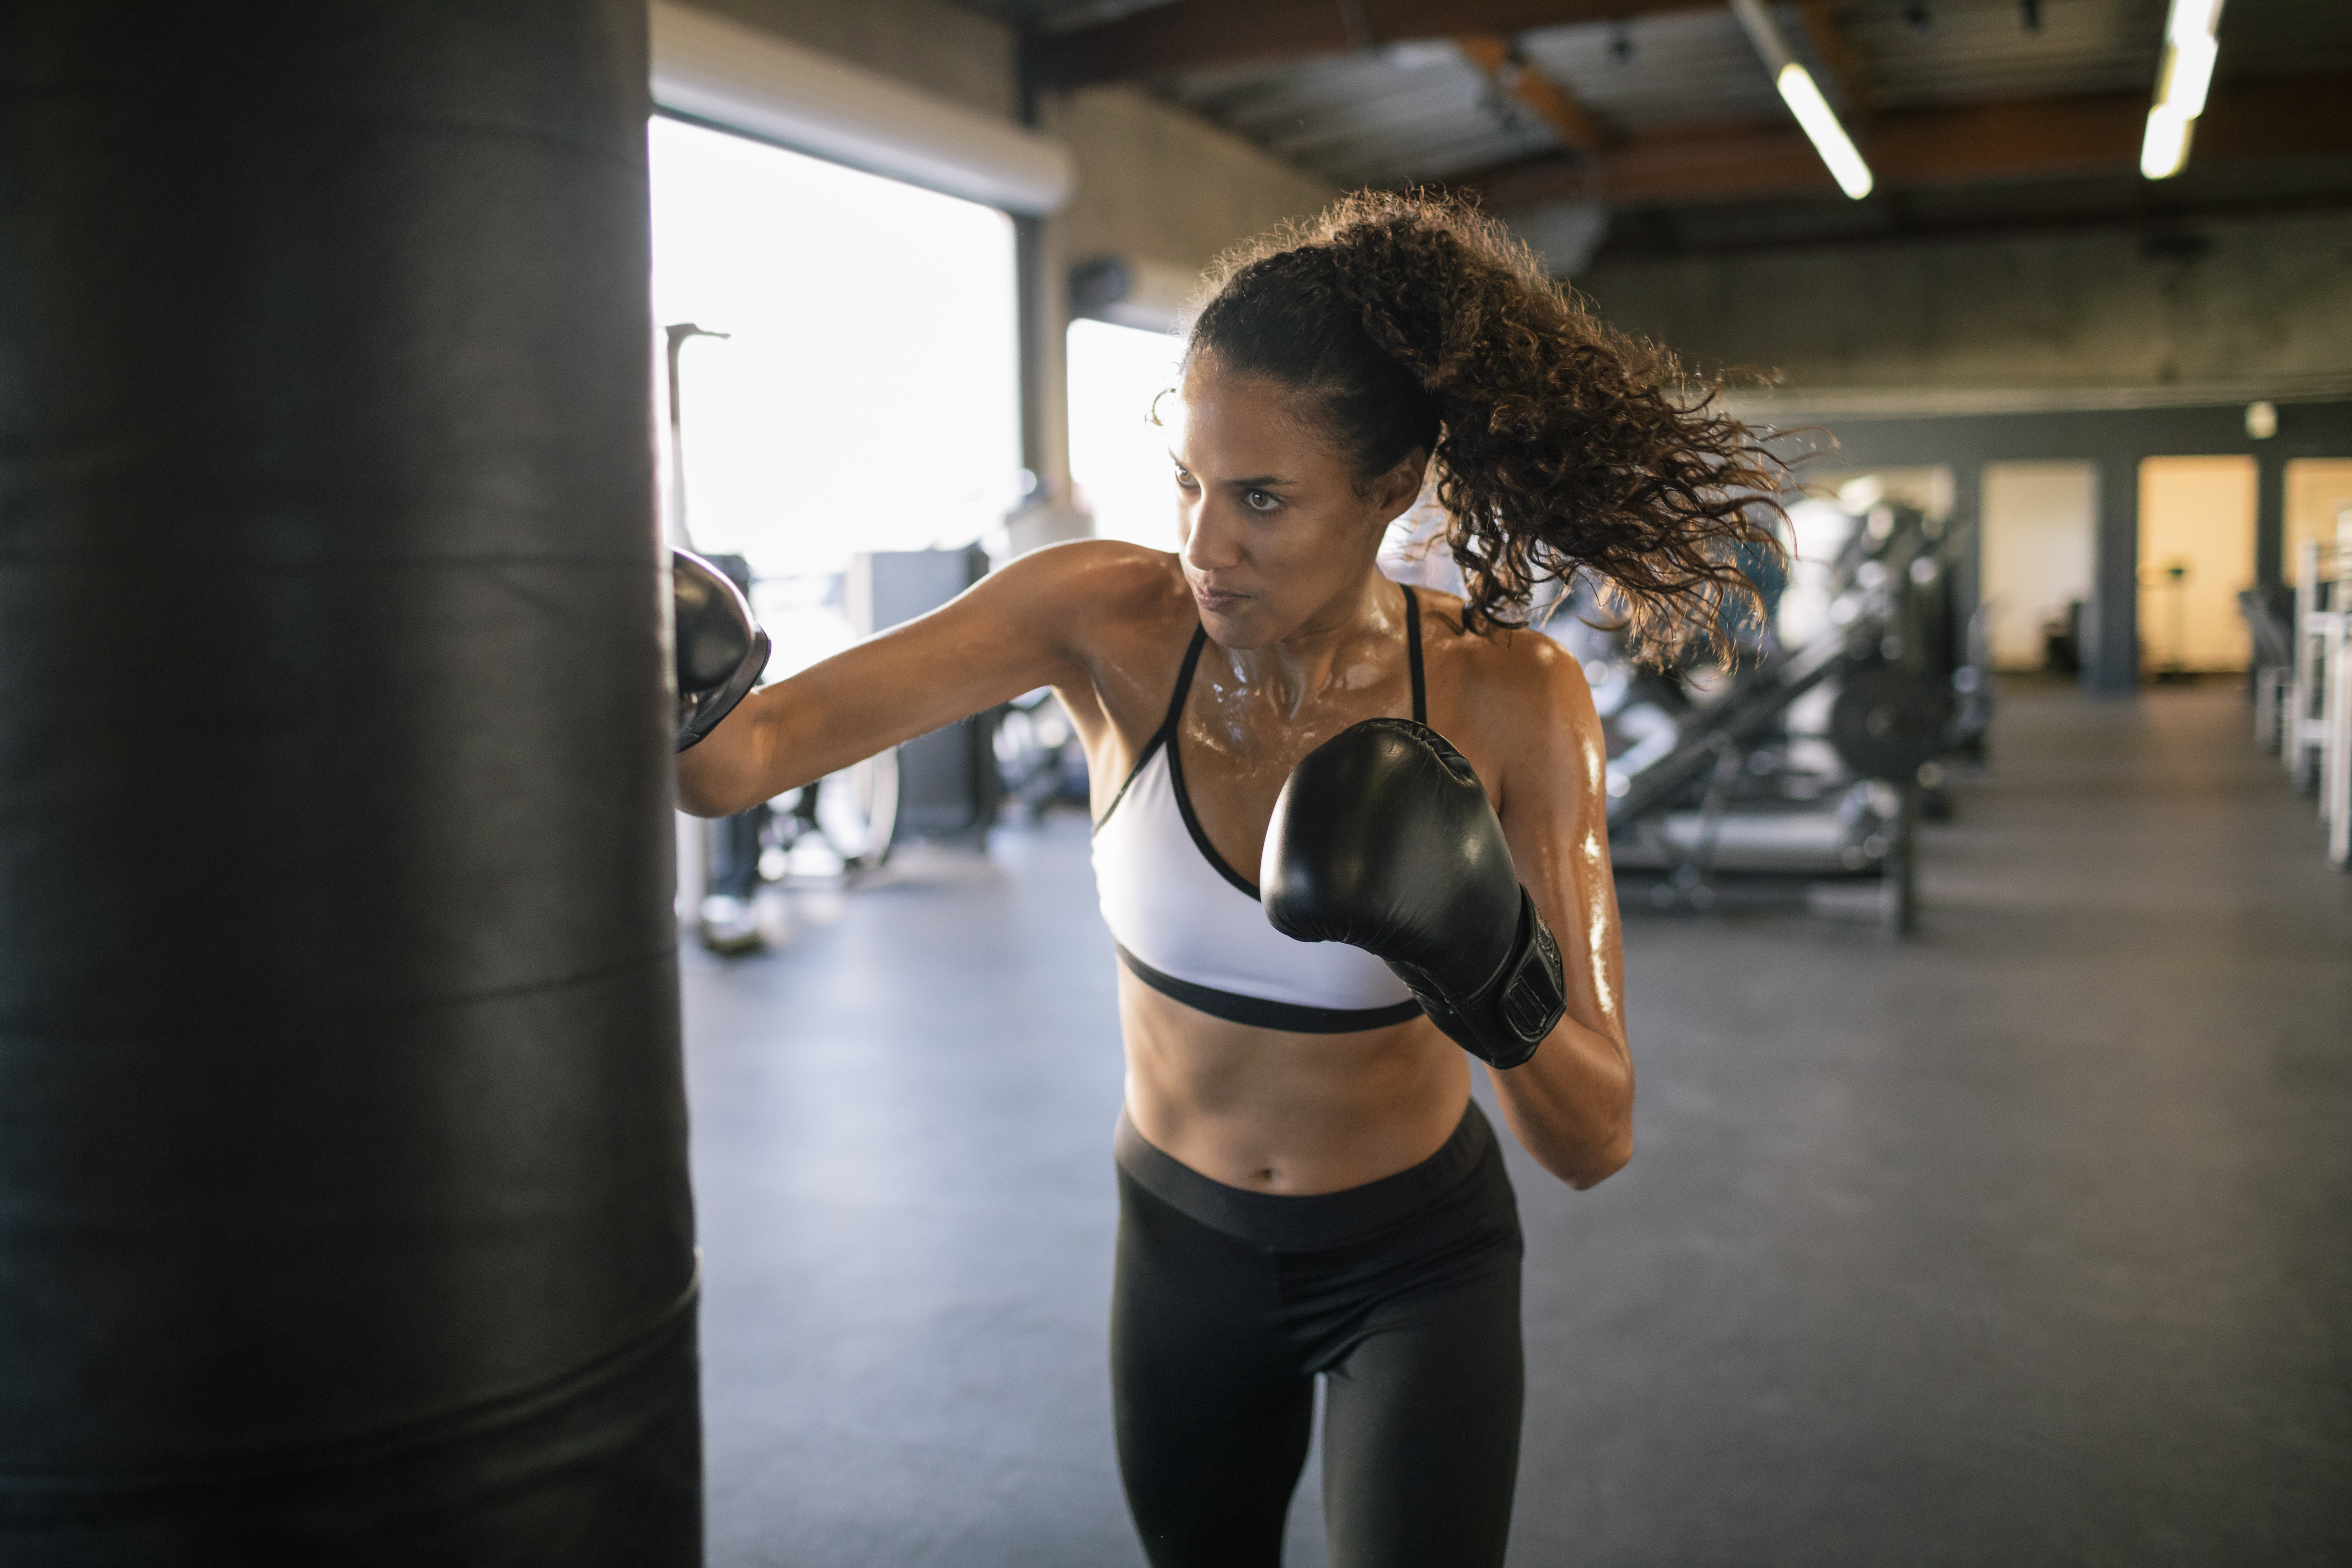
[649,115,1022,676]
[1067,316,1183,551]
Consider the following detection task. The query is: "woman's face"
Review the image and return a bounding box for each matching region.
[1165,357,1426,650]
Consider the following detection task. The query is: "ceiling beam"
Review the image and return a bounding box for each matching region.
[1464,73,2352,210]
[1456,34,1615,154]
[1033,0,1716,87]
[1791,0,1872,132]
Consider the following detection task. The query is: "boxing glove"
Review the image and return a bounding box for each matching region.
[1262,719,1566,1069]
[674,549,770,752]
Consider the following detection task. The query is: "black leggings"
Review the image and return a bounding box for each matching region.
[1111,1102,1524,1568]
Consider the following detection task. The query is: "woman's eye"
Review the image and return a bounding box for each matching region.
[1173,467,1197,490]
[1244,490,1280,513]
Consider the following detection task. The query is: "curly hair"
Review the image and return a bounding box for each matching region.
[1186,190,1786,660]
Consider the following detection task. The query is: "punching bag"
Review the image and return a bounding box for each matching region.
[0,3,701,1561]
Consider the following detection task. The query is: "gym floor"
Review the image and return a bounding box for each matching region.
[681,684,2352,1568]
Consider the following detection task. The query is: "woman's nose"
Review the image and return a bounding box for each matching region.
[1180,504,1241,573]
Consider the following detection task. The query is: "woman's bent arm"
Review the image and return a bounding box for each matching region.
[1474,638,1636,1188]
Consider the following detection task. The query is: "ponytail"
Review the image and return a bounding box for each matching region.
[1188,191,1785,660]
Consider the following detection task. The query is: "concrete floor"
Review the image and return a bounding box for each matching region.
[681,684,2352,1567]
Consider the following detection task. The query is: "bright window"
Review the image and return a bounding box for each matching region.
[649,116,1022,671]
[1067,317,1184,550]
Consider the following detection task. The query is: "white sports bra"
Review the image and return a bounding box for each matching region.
[1091,585,1428,1034]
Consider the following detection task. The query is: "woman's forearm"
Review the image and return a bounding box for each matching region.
[673,546,1107,818]
[675,688,805,817]
[1486,1019,1634,1188]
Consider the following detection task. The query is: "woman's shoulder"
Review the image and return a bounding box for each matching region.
[994,538,1197,651]
[1412,586,1585,695]
[1413,586,1599,775]
[1004,537,1174,600]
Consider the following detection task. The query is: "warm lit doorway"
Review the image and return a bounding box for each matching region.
[2137,456,2256,676]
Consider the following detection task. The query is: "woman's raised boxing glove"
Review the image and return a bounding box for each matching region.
[674,549,770,752]
[1262,719,1566,1068]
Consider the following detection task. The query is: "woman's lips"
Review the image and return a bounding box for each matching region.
[1191,583,1248,614]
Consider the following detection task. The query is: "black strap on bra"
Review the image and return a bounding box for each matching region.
[1158,623,1215,745]
[1093,625,1210,833]
[1096,582,1425,849]
[1115,943,1424,1034]
[1403,583,1426,722]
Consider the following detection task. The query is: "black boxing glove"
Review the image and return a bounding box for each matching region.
[674,549,770,752]
[1262,719,1566,1069]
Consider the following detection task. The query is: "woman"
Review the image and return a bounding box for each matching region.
[679,192,1780,1567]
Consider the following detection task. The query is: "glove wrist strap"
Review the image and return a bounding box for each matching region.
[1405,886,1566,1070]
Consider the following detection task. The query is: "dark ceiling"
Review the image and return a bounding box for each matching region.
[954,0,2352,269]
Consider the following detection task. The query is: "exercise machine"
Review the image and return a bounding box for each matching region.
[2281,529,2352,868]
[1591,499,1989,931]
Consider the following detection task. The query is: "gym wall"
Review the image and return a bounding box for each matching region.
[1578,208,2352,413]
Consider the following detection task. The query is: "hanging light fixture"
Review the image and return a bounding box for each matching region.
[1729,0,1874,200]
[2140,0,2226,180]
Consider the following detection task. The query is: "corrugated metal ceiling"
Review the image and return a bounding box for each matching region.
[959,0,2352,254]
[1153,0,2350,188]
[978,0,2348,167]
[1846,0,2167,109]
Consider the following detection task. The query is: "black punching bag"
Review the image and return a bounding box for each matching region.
[0,3,700,1561]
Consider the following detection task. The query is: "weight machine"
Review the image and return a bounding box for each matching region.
[2273,529,2352,868]
[1593,499,1989,932]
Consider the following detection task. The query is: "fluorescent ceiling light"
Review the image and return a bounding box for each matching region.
[1727,0,1875,202]
[2163,30,2218,118]
[2141,0,2225,181]
[2168,0,2223,47]
[2140,106,2192,180]
[1776,64,1873,199]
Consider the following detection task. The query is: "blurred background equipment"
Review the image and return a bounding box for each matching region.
[2270,520,2352,866]
[694,551,905,956]
[852,548,1003,842]
[996,687,1094,818]
[663,321,730,553]
[1572,496,1987,932]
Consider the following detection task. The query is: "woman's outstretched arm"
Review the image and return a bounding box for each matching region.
[677,540,1128,818]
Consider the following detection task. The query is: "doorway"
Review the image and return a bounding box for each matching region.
[1981,461,2096,673]
[2136,456,2256,676]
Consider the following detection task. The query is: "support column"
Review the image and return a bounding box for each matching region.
[1013,211,1072,505]
[0,3,701,1560]
[2085,453,2143,694]
[2255,449,2287,591]
[1005,67,1088,558]
[1947,461,1983,641]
